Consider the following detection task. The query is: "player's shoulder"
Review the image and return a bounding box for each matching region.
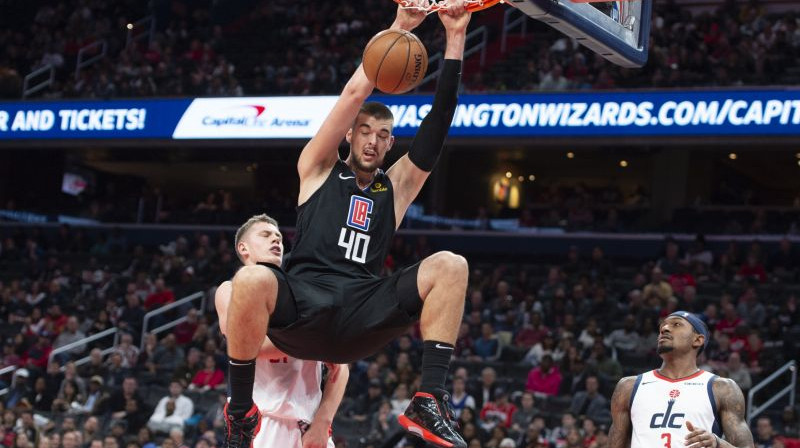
[711,376,742,395]
[613,375,639,396]
[215,281,233,298]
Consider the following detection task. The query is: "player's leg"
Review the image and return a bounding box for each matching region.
[224,265,279,448]
[399,250,468,448]
[417,250,468,390]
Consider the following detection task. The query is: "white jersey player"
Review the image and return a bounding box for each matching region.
[216,214,348,448]
[609,311,754,448]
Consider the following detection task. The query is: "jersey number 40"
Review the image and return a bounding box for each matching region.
[339,228,371,263]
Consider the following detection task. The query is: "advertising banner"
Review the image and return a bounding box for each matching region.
[1,90,798,140]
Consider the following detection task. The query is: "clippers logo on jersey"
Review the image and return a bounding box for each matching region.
[347,196,373,232]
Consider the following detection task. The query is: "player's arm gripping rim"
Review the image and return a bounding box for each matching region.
[386,3,469,228]
[608,375,636,448]
[704,378,754,448]
[296,6,426,206]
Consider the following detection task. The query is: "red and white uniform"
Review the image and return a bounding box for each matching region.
[251,354,334,448]
[630,370,720,448]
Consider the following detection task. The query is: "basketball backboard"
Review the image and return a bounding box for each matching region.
[510,0,652,67]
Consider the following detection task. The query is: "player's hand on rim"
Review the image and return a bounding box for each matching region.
[437,0,471,33]
[392,2,426,31]
[685,420,719,448]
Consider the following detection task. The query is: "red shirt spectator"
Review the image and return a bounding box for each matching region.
[173,309,199,345]
[479,389,517,429]
[21,336,52,370]
[716,303,743,337]
[737,254,767,283]
[190,355,224,390]
[144,278,175,311]
[525,355,562,396]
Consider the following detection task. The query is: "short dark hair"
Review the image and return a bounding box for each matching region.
[355,102,394,125]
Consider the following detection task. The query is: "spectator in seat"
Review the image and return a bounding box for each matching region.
[348,378,386,423]
[172,348,202,389]
[473,322,501,362]
[604,314,640,354]
[147,381,194,434]
[657,239,682,275]
[768,237,798,278]
[470,367,498,411]
[480,388,517,430]
[5,368,33,409]
[549,412,578,446]
[587,341,623,383]
[103,377,146,428]
[22,336,52,372]
[118,294,145,339]
[569,375,609,424]
[114,333,139,369]
[510,392,539,436]
[147,334,184,385]
[643,267,673,306]
[79,349,108,379]
[736,252,768,283]
[143,278,174,311]
[737,287,767,329]
[725,352,752,392]
[717,303,744,337]
[448,376,476,419]
[754,416,778,448]
[525,354,562,397]
[172,309,198,346]
[188,354,223,392]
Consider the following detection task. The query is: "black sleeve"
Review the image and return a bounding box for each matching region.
[407,59,462,172]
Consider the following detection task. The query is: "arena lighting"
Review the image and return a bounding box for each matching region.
[505,171,512,178]
[797,160,800,167]
[566,151,575,159]
[729,153,738,160]
[518,176,525,182]
[126,23,133,30]
[619,160,629,167]
[528,175,536,181]
[795,153,800,159]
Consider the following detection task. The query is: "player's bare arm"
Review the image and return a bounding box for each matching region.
[297,6,426,205]
[303,363,349,448]
[215,281,283,359]
[608,376,636,448]
[387,2,470,226]
[684,378,754,448]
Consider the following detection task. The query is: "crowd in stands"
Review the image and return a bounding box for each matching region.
[1,0,799,100]
[0,223,798,448]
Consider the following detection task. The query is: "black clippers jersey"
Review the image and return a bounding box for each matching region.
[285,159,395,278]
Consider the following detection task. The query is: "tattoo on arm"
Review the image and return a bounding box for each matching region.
[715,378,755,448]
[608,376,636,448]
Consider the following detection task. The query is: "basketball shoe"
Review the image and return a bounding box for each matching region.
[223,403,261,448]
[398,391,467,448]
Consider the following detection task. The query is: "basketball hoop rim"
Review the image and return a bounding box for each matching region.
[393,0,503,14]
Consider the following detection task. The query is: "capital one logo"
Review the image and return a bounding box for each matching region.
[649,395,685,429]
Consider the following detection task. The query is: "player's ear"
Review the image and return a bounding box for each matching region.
[237,241,248,260]
[694,333,705,351]
[345,127,353,144]
[387,135,395,152]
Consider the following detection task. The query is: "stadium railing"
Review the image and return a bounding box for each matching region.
[139,291,206,350]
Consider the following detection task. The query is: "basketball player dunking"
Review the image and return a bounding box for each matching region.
[216,215,346,448]
[223,3,472,448]
[609,311,754,448]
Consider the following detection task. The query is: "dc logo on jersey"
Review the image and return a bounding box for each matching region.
[347,195,373,232]
[650,398,685,429]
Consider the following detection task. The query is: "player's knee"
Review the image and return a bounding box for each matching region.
[232,265,277,295]
[431,251,469,281]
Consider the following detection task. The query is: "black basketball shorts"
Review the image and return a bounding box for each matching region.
[261,262,423,364]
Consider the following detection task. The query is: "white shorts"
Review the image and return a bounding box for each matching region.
[253,415,335,448]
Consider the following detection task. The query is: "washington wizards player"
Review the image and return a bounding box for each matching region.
[222,3,473,448]
[608,311,754,448]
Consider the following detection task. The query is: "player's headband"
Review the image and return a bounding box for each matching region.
[668,311,710,355]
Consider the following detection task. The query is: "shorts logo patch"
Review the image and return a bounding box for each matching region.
[347,195,373,232]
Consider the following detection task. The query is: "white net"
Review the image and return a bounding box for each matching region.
[395,0,489,14]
